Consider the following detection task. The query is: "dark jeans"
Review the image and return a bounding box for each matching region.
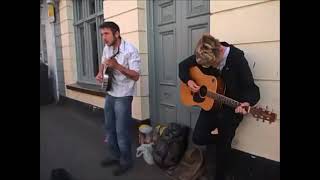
[104,94,133,167]
[192,109,240,180]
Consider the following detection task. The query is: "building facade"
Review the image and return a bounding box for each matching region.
[40,0,280,162]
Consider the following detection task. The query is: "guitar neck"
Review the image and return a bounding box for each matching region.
[207,91,241,108]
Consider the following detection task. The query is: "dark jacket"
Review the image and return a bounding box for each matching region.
[179,42,260,124]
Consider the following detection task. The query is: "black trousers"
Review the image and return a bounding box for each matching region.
[192,108,240,180]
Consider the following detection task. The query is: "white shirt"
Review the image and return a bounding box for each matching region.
[217,46,230,71]
[101,39,141,97]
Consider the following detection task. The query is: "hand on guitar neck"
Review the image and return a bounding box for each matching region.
[235,102,250,115]
[104,58,119,69]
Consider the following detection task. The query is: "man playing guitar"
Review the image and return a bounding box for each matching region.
[96,21,141,176]
[179,33,260,180]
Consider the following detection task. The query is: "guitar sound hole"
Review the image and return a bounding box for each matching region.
[193,86,207,103]
[199,86,207,98]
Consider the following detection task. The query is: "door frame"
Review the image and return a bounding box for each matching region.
[146,0,210,125]
[146,0,157,124]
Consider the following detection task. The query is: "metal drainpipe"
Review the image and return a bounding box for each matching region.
[46,0,59,102]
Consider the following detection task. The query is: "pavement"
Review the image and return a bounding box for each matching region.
[40,102,169,180]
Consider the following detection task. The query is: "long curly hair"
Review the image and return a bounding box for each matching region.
[194,33,222,68]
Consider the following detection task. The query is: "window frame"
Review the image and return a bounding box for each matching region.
[73,0,104,84]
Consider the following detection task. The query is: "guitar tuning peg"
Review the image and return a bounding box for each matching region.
[266,106,268,110]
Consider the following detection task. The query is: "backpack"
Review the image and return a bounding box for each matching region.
[152,123,189,169]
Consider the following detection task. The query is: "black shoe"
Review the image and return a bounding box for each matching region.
[112,165,131,176]
[100,158,119,167]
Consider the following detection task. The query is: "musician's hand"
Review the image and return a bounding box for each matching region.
[105,58,119,69]
[96,72,103,83]
[187,80,200,92]
[235,102,250,115]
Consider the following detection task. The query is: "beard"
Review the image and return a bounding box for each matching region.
[105,35,117,46]
[109,37,116,46]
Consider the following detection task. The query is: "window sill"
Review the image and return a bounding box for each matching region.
[66,82,107,97]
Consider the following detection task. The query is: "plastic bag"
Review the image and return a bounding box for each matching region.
[136,143,155,165]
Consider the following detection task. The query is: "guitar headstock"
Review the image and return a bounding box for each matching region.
[250,106,277,123]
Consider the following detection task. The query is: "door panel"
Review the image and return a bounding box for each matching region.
[153,0,210,129]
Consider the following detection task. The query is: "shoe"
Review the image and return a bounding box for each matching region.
[112,164,132,176]
[100,158,119,167]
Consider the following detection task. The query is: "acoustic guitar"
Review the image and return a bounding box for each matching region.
[180,66,277,123]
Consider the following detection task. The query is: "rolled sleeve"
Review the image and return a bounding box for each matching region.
[128,49,141,74]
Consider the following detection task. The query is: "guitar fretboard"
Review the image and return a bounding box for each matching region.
[207,91,240,108]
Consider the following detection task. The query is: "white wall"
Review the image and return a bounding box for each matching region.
[210,0,280,161]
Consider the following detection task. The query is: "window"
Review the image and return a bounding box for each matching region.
[73,0,104,84]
